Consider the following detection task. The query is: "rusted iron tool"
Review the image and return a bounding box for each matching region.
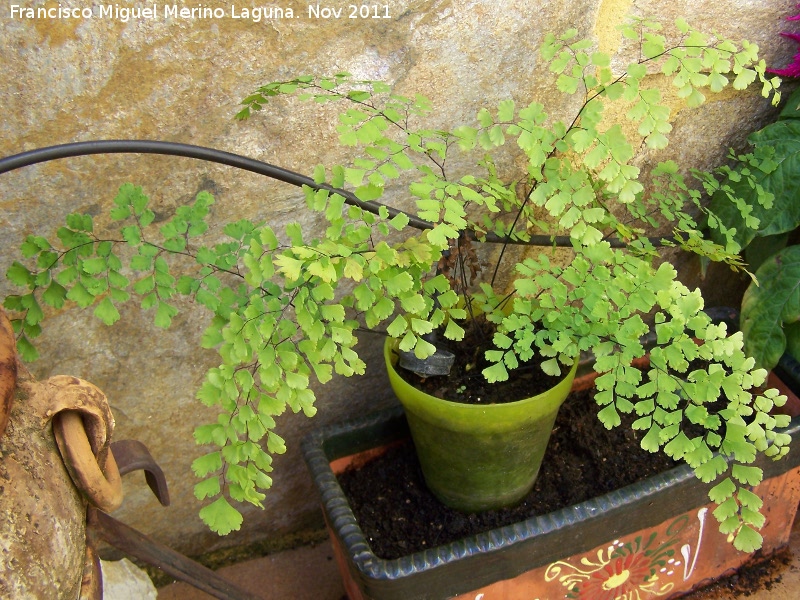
[85,440,261,600]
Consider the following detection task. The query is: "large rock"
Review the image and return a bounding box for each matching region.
[101,558,158,600]
[0,368,87,599]
[0,0,796,558]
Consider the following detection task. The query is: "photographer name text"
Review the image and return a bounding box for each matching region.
[9,3,392,22]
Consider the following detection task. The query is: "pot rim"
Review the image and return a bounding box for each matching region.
[383,335,580,413]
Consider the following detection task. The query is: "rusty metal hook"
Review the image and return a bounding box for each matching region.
[53,410,124,513]
[110,439,170,507]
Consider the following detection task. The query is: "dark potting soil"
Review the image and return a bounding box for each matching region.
[337,385,680,560]
[395,316,565,405]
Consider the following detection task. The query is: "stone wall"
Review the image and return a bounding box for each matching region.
[0,0,796,558]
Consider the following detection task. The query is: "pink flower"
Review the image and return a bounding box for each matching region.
[768,32,800,77]
[768,5,800,77]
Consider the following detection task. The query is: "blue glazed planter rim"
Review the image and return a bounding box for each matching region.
[301,353,800,589]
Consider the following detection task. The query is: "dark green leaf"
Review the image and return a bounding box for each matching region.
[42,281,68,309]
[17,335,39,362]
[745,233,789,273]
[779,86,800,121]
[36,251,59,270]
[3,295,24,311]
[96,241,114,257]
[785,321,800,364]
[6,262,34,288]
[24,297,44,325]
[66,213,93,232]
[740,245,800,370]
[710,120,800,248]
[20,237,42,258]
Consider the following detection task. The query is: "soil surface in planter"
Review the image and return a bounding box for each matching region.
[337,386,680,559]
[395,316,565,404]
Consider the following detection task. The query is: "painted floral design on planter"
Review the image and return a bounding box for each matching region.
[556,541,668,599]
[546,508,709,600]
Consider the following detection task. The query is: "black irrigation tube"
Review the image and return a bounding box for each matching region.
[0,139,438,228]
[0,139,627,248]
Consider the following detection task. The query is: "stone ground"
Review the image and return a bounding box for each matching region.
[156,516,800,600]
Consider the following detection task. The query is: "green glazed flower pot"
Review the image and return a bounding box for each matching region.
[383,338,578,512]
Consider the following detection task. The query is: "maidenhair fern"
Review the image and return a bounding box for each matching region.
[4,17,789,549]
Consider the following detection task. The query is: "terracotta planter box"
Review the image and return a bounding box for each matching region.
[302,362,800,600]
